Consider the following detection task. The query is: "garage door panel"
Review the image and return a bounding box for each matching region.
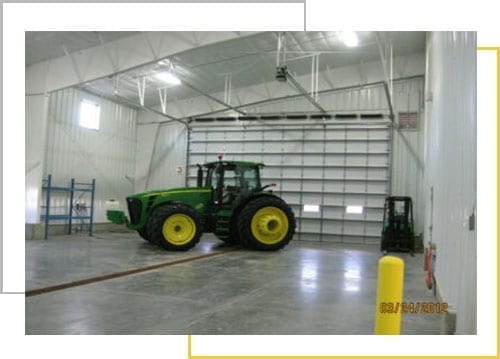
[299,233,324,242]
[304,143,325,153]
[322,194,345,206]
[344,182,368,193]
[343,168,367,179]
[366,182,387,193]
[302,180,324,191]
[280,141,303,152]
[344,155,370,166]
[322,206,344,219]
[369,142,389,152]
[189,154,208,165]
[301,193,323,204]
[370,129,388,138]
[346,142,368,152]
[366,155,388,166]
[366,168,389,180]
[365,236,381,245]
[262,167,282,178]
[365,222,383,236]
[281,154,302,164]
[325,131,347,140]
[323,181,346,192]
[343,193,367,203]
[262,154,286,164]
[279,192,301,205]
[324,168,346,178]
[188,123,390,245]
[190,142,207,152]
[280,181,301,191]
[366,195,386,207]
[365,207,384,221]
[299,218,319,232]
[325,142,346,152]
[322,221,341,234]
[343,222,365,236]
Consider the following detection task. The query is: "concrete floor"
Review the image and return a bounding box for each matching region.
[26,232,444,334]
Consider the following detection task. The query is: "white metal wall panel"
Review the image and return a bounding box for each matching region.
[245,85,389,114]
[145,121,188,191]
[26,94,50,223]
[44,88,137,223]
[424,32,476,334]
[134,111,188,193]
[391,130,424,233]
[188,122,391,244]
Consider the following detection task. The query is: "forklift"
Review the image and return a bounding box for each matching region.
[381,196,415,255]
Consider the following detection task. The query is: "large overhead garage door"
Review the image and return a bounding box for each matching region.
[187,120,391,245]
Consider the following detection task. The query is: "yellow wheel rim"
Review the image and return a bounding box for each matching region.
[250,206,289,245]
[162,214,196,246]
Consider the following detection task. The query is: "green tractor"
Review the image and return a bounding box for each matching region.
[107,158,296,251]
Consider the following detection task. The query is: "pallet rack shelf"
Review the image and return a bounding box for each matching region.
[40,174,96,240]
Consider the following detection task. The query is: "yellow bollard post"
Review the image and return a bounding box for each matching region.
[374,255,405,334]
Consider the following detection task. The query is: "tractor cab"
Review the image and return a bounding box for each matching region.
[197,159,273,208]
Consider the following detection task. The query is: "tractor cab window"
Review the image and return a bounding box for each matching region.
[221,167,240,204]
[241,166,260,191]
[207,163,262,205]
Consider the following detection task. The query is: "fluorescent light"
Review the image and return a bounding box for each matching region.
[154,71,181,85]
[341,31,358,47]
[346,205,363,214]
[303,204,320,212]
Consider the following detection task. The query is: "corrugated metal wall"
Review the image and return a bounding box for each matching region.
[44,88,137,223]
[391,78,425,234]
[145,121,188,191]
[26,94,49,223]
[424,32,476,334]
[245,83,390,114]
[135,112,188,193]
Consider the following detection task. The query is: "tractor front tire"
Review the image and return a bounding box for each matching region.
[237,196,295,250]
[138,227,152,242]
[147,204,203,251]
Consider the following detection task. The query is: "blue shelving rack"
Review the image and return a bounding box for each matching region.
[41,174,96,240]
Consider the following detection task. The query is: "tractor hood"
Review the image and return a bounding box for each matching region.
[126,187,213,222]
[129,187,211,199]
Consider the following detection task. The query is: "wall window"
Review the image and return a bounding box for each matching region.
[79,99,100,130]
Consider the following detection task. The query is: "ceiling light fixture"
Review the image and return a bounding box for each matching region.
[154,71,181,85]
[341,31,359,47]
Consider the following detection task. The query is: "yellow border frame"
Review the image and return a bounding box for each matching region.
[185,46,499,359]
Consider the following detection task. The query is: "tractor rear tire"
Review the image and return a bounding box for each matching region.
[147,204,203,251]
[237,196,295,250]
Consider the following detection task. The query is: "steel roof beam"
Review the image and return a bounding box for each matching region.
[285,70,327,113]
[27,31,261,95]
[176,75,423,121]
[178,77,247,116]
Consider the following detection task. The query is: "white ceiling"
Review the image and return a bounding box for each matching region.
[25,31,141,66]
[26,31,426,111]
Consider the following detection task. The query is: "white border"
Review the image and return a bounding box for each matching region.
[3,1,499,358]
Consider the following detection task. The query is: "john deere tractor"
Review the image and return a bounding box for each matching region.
[107,158,295,251]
